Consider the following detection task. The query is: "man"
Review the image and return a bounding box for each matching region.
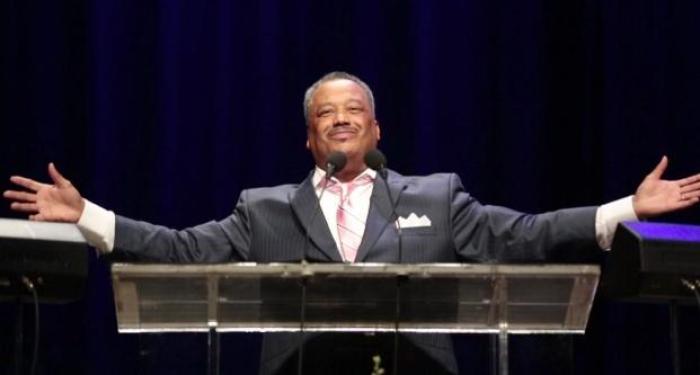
[5,72,700,374]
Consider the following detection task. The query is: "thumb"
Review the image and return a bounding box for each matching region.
[648,155,668,180]
[48,162,71,188]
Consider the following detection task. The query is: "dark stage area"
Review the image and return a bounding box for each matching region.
[1,1,699,374]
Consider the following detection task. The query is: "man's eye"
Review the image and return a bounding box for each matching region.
[318,109,333,117]
[348,107,363,113]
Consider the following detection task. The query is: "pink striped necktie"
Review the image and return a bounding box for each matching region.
[326,175,374,262]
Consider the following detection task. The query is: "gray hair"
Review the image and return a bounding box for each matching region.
[303,71,376,126]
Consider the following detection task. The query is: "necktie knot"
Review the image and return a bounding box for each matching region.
[346,174,374,198]
[322,174,374,203]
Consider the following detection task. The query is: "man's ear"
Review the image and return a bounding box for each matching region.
[374,120,381,141]
[305,139,310,150]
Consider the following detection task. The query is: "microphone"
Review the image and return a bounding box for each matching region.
[325,151,348,178]
[364,149,387,179]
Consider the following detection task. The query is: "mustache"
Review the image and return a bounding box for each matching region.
[327,125,358,136]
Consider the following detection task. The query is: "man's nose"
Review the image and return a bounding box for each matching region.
[333,111,349,125]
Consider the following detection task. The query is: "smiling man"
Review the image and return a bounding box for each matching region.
[5,71,700,374]
[305,73,381,182]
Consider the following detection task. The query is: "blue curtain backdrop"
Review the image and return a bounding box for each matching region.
[1,0,699,374]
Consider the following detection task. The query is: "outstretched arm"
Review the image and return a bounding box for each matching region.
[633,156,700,218]
[3,163,246,261]
[3,163,84,222]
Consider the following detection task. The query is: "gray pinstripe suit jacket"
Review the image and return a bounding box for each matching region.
[114,170,598,374]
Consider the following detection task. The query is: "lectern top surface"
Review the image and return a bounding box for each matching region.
[111,262,600,277]
[0,218,86,243]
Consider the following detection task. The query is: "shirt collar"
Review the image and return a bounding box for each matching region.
[312,166,377,188]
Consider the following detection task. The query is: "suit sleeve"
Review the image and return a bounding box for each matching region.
[112,190,252,262]
[448,174,599,262]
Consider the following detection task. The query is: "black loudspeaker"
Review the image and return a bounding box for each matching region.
[0,218,88,303]
[602,221,700,302]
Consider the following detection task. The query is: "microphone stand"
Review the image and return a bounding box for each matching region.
[298,157,344,375]
[376,168,404,375]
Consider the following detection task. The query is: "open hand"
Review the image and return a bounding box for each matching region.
[633,156,700,219]
[3,163,84,222]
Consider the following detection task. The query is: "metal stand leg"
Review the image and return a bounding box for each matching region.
[297,278,308,375]
[14,296,23,375]
[669,301,681,375]
[491,276,509,375]
[490,335,498,375]
[392,276,406,375]
[498,324,509,375]
[207,328,220,375]
[489,327,509,375]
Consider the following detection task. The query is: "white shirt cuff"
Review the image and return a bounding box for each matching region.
[77,199,116,253]
[595,195,638,250]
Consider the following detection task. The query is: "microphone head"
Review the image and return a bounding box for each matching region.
[364,149,387,171]
[325,151,347,176]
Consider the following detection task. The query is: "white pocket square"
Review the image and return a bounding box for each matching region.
[396,213,432,228]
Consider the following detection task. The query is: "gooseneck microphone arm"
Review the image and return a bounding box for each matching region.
[364,149,405,375]
[301,151,348,262]
[297,151,347,375]
[364,149,403,262]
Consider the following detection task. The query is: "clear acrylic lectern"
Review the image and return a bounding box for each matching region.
[111,263,599,375]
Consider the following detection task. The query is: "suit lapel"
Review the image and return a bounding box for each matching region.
[355,172,407,262]
[290,172,343,262]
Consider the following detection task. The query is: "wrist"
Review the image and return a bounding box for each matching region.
[71,198,86,223]
[632,195,649,219]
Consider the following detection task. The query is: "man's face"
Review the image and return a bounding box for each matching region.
[306,79,380,170]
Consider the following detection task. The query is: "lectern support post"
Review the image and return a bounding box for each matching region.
[297,278,308,375]
[498,325,509,375]
[207,328,220,375]
[488,274,511,375]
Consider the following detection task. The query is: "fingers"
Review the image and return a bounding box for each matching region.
[8,163,71,192]
[48,162,71,188]
[3,190,38,202]
[678,173,700,200]
[10,202,39,213]
[648,155,668,179]
[9,176,46,192]
[681,190,700,201]
[29,213,48,221]
[679,173,700,188]
[680,179,700,194]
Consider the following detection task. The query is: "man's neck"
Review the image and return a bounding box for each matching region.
[315,158,368,182]
[314,164,370,183]
[335,168,363,182]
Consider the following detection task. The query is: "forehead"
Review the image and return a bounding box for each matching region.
[311,79,369,107]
